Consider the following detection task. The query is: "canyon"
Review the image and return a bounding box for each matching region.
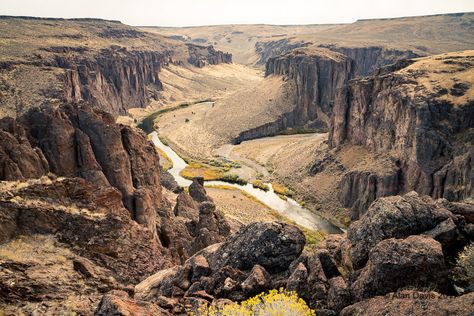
[0,12,473,316]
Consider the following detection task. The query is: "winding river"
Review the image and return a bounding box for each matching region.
[150,132,342,234]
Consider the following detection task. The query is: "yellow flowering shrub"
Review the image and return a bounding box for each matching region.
[192,288,315,316]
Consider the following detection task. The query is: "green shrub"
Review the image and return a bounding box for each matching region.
[219,174,247,185]
[251,180,270,191]
[453,243,474,287]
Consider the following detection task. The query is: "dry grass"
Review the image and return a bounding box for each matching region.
[398,50,474,106]
[156,147,173,171]
[271,182,294,198]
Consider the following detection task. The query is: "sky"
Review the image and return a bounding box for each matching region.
[1,0,474,27]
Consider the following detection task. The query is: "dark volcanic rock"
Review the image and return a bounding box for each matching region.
[329,56,474,205]
[346,192,453,269]
[351,235,451,300]
[210,222,305,273]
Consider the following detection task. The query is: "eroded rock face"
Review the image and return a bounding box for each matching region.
[329,53,474,207]
[1,103,162,228]
[0,117,49,180]
[266,48,352,125]
[187,44,232,68]
[61,47,168,115]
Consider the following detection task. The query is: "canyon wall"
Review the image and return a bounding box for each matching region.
[319,45,420,77]
[264,46,421,129]
[265,49,353,126]
[329,55,474,214]
[57,47,169,115]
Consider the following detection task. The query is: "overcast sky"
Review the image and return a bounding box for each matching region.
[1,0,474,26]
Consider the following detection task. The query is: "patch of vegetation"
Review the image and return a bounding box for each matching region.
[272,182,294,198]
[155,147,173,171]
[219,174,248,185]
[209,158,242,171]
[452,243,474,288]
[279,127,317,135]
[255,172,264,180]
[302,227,326,248]
[192,288,315,316]
[251,180,270,191]
[180,162,224,181]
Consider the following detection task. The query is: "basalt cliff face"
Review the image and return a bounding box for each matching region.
[265,48,352,126]
[330,51,474,217]
[259,46,421,137]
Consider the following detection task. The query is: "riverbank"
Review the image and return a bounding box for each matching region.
[150,131,342,234]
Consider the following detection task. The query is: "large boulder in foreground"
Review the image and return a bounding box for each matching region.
[210,222,305,273]
[347,192,456,269]
[351,235,450,300]
[341,291,474,316]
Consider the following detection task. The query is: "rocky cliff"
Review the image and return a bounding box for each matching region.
[187,44,232,68]
[330,51,474,215]
[318,44,420,77]
[262,45,420,134]
[265,48,353,126]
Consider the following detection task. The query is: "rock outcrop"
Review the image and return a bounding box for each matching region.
[0,103,162,228]
[187,44,232,68]
[60,47,168,115]
[92,191,474,315]
[330,52,474,213]
[0,177,171,284]
[318,44,420,77]
[265,48,352,126]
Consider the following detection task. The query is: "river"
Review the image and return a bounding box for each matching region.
[150,132,342,234]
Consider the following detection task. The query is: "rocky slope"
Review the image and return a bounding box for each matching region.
[330,51,474,217]
[95,191,474,315]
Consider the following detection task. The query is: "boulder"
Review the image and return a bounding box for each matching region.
[240,265,271,295]
[351,235,451,300]
[210,222,305,273]
[94,290,169,316]
[347,192,452,269]
[327,276,351,312]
